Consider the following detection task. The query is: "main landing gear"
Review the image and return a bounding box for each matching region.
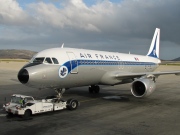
[89,85,100,94]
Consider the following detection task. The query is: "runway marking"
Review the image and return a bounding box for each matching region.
[0,114,6,117]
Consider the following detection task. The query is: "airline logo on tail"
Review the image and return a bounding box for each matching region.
[148,34,158,58]
[147,28,160,59]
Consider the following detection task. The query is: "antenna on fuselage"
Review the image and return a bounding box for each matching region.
[61,43,64,48]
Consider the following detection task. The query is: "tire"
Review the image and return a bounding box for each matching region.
[67,99,78,110]
[6,112,14,117]
[89,85,100,94]
[23,110,31,118]
[94,86,100,93]
[89,87,93,93]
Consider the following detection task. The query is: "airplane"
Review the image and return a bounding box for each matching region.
[17,28,180,98]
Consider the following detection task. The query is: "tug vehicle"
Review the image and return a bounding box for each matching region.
[3,94,79,118]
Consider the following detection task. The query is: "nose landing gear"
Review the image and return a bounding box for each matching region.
[55,88,66,101]
[89,85,100,94]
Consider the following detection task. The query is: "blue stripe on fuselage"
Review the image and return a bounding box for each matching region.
[62,60,157,74]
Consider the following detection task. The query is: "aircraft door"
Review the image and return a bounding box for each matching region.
[66,52,78,74]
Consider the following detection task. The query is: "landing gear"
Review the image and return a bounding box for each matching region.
[89,85,100,94]
[55,88,66,102]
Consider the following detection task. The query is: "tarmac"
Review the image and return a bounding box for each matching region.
[0,62,180,135]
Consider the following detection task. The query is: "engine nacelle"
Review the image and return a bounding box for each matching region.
[131,79,156,98]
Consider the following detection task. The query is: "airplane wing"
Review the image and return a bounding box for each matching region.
[114,70,180,80]
[100,70,180,85]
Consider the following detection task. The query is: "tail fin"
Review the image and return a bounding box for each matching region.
[147,28,160,58]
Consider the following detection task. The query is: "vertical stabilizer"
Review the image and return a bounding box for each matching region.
[147,28,160,58]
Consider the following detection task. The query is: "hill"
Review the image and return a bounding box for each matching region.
[172,57,180,61]
[0,49,37,60]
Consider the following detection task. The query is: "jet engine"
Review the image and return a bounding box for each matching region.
[131,78,156,98]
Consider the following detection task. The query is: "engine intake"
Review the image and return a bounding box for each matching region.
[131,79,156,98]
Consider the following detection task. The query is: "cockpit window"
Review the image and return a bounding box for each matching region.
[31,57,58,65]
[52,58,59,64]
[33,57,45,63]
[44,57,52,64]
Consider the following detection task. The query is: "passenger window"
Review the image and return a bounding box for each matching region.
[45,57,52,64]
[52,58,59,64]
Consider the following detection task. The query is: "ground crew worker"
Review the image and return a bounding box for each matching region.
[19,98,25,106]
[19,98,23,104]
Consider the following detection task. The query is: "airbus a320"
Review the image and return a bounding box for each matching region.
[17,28,180,98]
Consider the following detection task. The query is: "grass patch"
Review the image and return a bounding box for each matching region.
[0,59,29,62]
[160,63,180,66]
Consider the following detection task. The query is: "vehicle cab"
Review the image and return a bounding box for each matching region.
[3,94,34,115]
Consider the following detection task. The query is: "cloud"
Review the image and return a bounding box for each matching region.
[0,0,180,59]
[0,0,33,25]
[27,0,102,32]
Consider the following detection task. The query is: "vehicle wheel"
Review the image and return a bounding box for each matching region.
[67,99,78,110]
[23,110,31,118]
[6,112,13,116]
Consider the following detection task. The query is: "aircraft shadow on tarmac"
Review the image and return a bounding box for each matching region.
[64,87,131,102]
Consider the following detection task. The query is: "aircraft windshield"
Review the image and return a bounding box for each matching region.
[33,57,45,63]
[11,96,23,104]
[44,57,52,64]
[30,57,59,65]
[44,57,59,64]
[52,58,59,64]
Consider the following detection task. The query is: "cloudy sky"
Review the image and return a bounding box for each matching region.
[0,0,180,60]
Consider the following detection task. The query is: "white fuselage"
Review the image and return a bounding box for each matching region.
[19,48,160,89]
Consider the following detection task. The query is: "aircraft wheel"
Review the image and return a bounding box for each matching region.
[67,99,79,110]
[94,86,100,93]
[89,87,93,93]
[89,85,100,94]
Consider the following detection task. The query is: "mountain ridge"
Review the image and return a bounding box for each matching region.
[0,49,37,60]
[172,57,180,61]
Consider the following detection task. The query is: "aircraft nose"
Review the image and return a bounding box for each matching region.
[18,69,29,84]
